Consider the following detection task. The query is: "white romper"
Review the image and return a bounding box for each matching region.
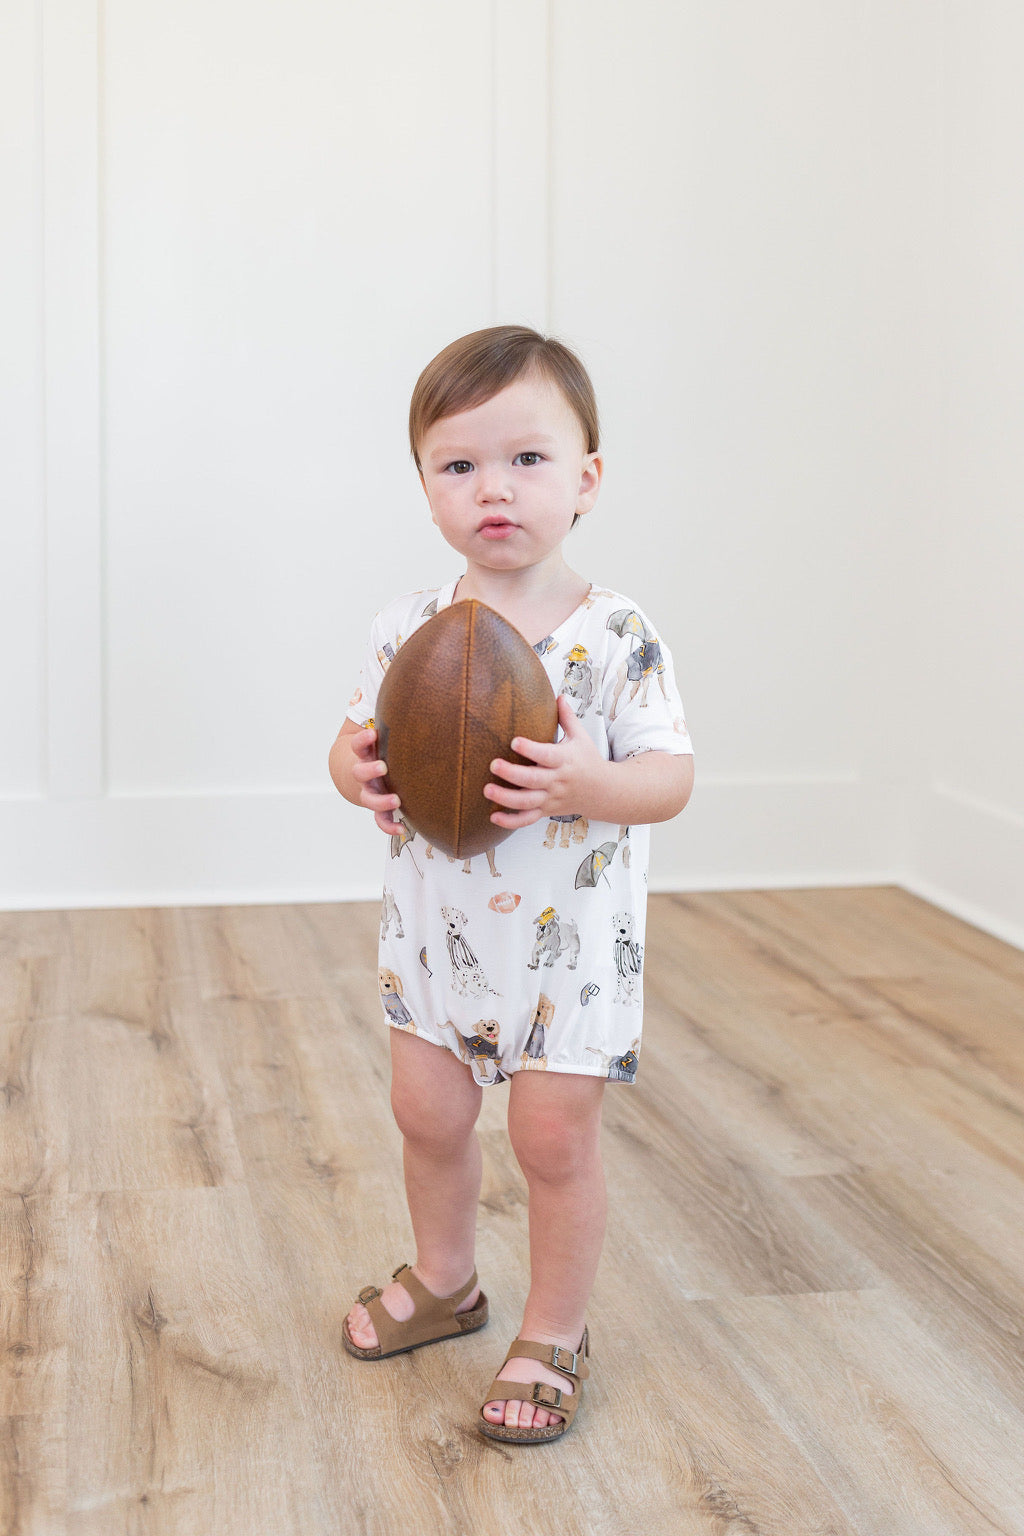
[347,579,693,1086]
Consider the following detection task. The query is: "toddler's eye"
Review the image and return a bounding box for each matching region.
[445,460,473,475]
[515,451,542,466]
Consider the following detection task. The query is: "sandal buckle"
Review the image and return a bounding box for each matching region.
[531,1382,563,1409]
[551,1345,578,1375]
[358,1285,381,1305]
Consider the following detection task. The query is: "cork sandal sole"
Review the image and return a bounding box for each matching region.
[342,1262,488,1361]
[478,1327,589,1444]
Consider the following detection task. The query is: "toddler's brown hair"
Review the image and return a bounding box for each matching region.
[409,325,600,474]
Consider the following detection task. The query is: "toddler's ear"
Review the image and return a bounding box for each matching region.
[576,451,603,516]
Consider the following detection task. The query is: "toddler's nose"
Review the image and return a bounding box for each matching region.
[476,467,513,503]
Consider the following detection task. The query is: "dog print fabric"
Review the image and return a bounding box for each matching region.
[348,580,692,1086]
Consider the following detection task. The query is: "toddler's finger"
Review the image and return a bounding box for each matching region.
[490,758,548,790]
[489,807,543,830]
[352,758,388,783]
[555,693,584,732]
[508,736,562,768]
[484,783,547,811]
[361,787,400,814]
[374,811,405,836]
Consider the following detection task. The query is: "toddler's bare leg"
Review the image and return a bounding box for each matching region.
[482,1072,607,1431]
[345,1030,484,1349]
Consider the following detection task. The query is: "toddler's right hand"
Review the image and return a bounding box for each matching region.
[349,727,404,837]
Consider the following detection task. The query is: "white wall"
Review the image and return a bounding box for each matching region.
[1,0,46,798]
[905,2,1024,947]
[0,1,1021,948]
[550,0,930,894]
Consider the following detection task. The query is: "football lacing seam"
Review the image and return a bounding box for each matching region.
[454,603,472,856]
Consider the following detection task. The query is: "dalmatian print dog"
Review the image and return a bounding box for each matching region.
[611,911,644,1004]
[441,906,499,998]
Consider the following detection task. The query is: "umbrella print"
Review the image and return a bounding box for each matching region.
[606,608,652,641]
[389,820,423,879]
[575,840,619,889]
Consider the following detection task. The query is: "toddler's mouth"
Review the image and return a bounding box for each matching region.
[478,517,517,540]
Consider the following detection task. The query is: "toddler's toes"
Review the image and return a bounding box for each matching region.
[482,1397,522,1427]
[482,1395,563,1430]
[345,1274,421,1352]
[345,1302,378,1350]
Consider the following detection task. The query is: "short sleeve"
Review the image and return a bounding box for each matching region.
[346,611,393,728]
[601,607,693,761]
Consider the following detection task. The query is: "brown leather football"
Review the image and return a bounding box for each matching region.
[374,599,558,860]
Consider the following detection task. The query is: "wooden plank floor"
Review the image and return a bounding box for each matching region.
[2,887,1023,1535]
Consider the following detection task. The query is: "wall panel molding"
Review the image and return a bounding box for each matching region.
[41,0,104,798]
[492,0,549,326]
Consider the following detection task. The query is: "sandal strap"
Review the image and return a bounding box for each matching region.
[481,1371,584,1426]
[359,1263,480,1355]
[390,1262,480,1312]
[499,1328,590,1383]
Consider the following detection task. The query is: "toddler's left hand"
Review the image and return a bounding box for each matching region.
[485,693,609,829]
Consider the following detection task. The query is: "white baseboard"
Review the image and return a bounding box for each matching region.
[0,789,381,913]
[0,776,900,914]
[906,784,1024,953]
[3,779,1019,958]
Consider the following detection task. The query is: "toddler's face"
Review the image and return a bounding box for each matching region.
[417,373,601,579]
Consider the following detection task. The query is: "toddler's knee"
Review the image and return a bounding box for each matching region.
[509,1106,600,1183]
[391,1081,477,1154]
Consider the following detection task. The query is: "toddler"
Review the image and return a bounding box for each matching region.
[328,325,693,1443]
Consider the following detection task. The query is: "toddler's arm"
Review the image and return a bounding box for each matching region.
[328,718,404,836]
[486,694,693,830]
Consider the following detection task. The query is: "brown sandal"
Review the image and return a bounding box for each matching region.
[478,1326,590,1443]
[342,1263,489,1360]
